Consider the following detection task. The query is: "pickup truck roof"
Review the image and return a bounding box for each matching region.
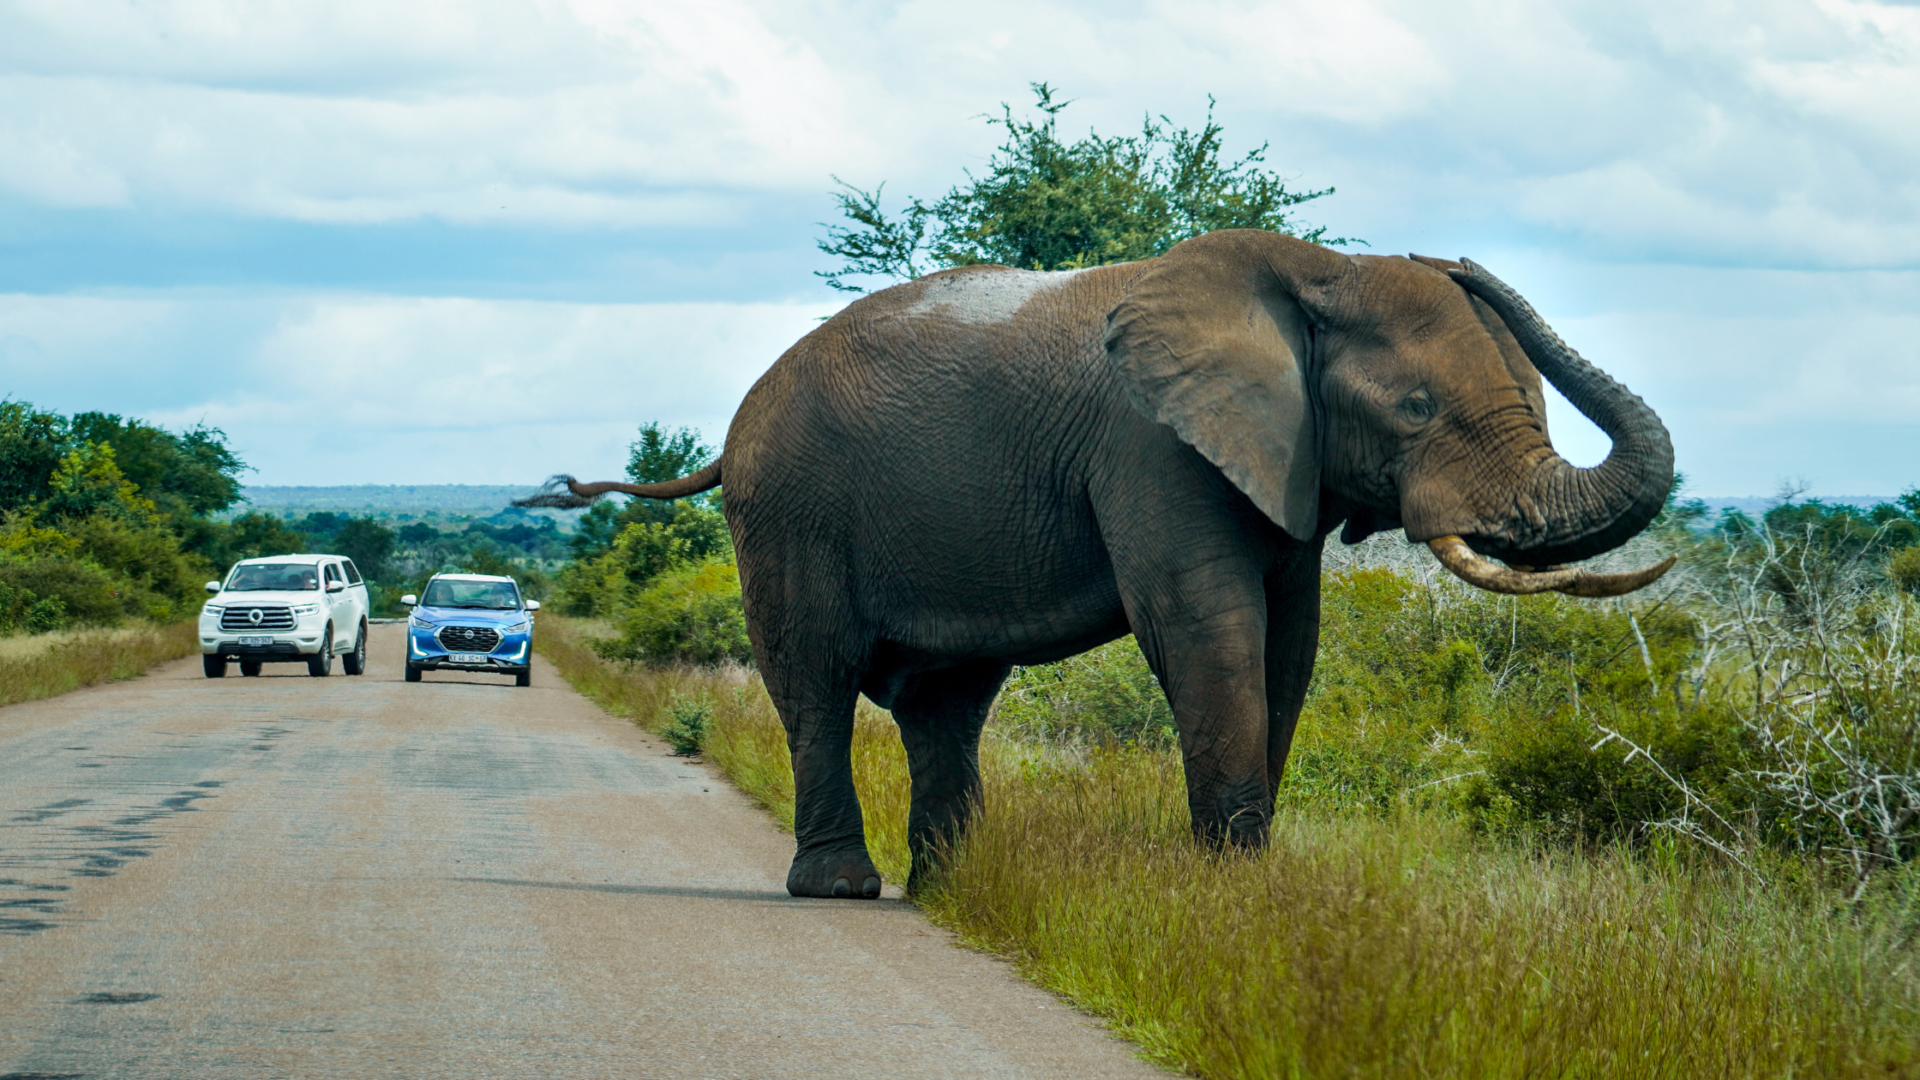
[232,554,345,566]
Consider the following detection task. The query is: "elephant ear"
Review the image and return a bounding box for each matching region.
[1104,230,1352,541]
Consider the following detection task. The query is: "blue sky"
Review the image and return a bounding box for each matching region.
[2,0,1917,497]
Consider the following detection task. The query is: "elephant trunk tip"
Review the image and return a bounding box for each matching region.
[1427,535,1676,598]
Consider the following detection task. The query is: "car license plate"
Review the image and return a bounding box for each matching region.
[239,635,273,646]
[449,653,489,664]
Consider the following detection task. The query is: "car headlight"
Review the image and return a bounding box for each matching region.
[202,604,224,616]
[409,613,435,629]
[292,603,322,617]
[502,619,530,634]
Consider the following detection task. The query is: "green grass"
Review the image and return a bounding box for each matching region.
[536,614,1920,1079]
[0,620,199,708]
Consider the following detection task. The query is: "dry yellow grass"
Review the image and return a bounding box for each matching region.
[536,615,1920,1079]
[0,621,199,708]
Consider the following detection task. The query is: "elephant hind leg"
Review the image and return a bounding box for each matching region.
[761,641,883,899]
[891,660,1012,892]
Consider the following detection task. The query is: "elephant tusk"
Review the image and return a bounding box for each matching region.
[1548,555,1679,597]
[1426,536,1676,598]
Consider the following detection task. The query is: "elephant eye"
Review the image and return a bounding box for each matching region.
[1400,389,1437,423]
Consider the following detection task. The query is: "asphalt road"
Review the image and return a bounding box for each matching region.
[0,624,1160,1079]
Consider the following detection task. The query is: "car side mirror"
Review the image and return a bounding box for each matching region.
[525,600,541,611]
[327,580,345,593]
[401,595,418,607]
[205,581,222,593]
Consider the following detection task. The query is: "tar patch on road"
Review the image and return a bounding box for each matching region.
[0,716,315,936]
[72,992,160,1005]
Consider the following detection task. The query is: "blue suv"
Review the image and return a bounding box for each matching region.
[401,573,539,686]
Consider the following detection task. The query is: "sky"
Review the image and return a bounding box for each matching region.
[2,0,1917,498]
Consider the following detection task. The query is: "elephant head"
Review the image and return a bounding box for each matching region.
[1104,230,1675,596]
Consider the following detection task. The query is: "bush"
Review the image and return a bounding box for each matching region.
[1890,545,1920,594]
[25,595,67,633]
[553,502,731,617]
[593,561,751,667]
[0,556,125,626]
[661,691,714,755]
[995,637,1174,746]
[0,579,70,634]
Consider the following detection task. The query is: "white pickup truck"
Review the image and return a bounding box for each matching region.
[200,554,371,678]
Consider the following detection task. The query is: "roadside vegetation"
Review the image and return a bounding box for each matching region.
[534,86,1920,1077]
[540,484,1920,1076]
[0,622,200,708]
[1,400,263,696]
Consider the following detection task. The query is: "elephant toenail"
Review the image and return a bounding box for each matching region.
[832,877,851,898]
[862,876,881,898]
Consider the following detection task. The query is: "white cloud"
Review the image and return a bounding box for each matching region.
[4,1,1920,497]
[5,269,1915,495]
[1,291,838,484]
[5,0,1919,266]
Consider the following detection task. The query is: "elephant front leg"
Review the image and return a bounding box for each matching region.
[891,661,1011,892]
[1134,607,1276,849]
[779,689,882,899]
[1264,547,1324,802]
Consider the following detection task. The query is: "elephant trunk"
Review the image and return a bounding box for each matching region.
[1432,259,1676,596]
[1449,258,1674,566]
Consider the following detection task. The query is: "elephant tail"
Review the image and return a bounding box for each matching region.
[513,460,723,509]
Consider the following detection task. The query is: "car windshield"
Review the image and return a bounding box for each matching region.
[226,563,320,592]
[421,579,521,610]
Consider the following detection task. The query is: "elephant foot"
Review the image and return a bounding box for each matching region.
[787,849,882,899]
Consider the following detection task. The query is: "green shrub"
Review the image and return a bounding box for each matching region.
[24,595,67,633]
[994,637,1175,746]
[552,503,731,618]
[0,556,125,626]
[593,560,751,667]
[1890,545,1920,594]
[661,691,714,755]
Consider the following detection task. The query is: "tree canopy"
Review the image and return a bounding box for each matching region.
[817,83,1356,292]
[1,401,245,520]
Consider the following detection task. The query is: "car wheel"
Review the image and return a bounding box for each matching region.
[404,663,422,683]
[240,661,262,677]
[342,621,368,676]
[308,628,333,677]
[515,670,531,687]
[203,654,226,678]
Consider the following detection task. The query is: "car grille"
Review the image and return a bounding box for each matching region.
[439,626,501,653]
[220,606,295,631]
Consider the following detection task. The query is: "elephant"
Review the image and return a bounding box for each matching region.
[522,229,1675,899]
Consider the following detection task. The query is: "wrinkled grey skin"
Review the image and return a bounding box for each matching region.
[528,230,1673,898]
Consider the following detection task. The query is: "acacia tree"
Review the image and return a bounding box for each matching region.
[817,83,1356,292]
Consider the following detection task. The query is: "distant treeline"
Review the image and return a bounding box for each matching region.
[239,483,586,523]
